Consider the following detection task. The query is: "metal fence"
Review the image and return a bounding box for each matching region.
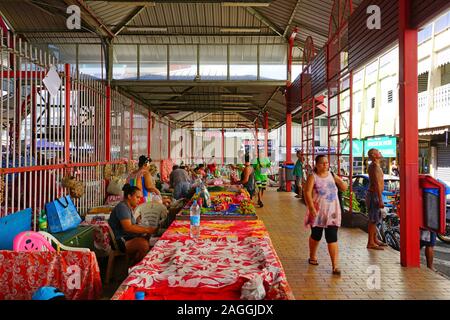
[0,31,162,228]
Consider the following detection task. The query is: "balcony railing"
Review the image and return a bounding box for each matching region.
[434,83,450,109]
[418,91,428,109]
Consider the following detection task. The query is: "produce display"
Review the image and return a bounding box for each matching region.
[180,188,256,217]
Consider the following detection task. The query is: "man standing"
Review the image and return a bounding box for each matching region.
[366,148,388,250]
[252,149,271,208]
[293,150,304,199]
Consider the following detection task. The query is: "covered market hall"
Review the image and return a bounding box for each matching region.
[1,0,450,301]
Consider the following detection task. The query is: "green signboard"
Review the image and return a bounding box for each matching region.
[364,136,397,158]
[341,139,364,157]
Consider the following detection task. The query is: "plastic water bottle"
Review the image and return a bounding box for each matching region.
[38,210,47,232]
[135,291,145,300]
[190,200,201,239]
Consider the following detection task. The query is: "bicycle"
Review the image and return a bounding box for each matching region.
[376,194,401,251]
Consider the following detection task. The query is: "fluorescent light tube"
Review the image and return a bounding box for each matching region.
[126,27,168,32]
[220,28,261,33]
[221,2,270,7]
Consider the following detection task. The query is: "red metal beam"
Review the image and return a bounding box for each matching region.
[1,71,47,79]
[0,160,128,174]
[254,122,258,158]
[65,64,71,166]
[287,27,299,84]
[168,124,171,161]
[105,85,111,161]
[130,99,134,159]
[399,0,420,267]
[264,111,269,157]
[148,110,152,158]
[286,112,292,192]
[221,128,225,166]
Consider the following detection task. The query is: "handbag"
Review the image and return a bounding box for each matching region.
[331,172,345,213]
[45,195,82,233]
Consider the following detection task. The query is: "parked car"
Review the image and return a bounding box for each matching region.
[352,174,400,214]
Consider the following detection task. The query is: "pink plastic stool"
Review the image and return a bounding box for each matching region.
[13,231,56,252]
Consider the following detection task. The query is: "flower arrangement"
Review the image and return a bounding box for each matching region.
[238,199,256,215]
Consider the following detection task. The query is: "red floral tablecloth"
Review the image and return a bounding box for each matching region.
[112,220,293,300]
[0,250,102,300]
[81,220,112,256]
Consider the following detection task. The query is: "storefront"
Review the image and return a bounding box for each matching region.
[419,140,431,174]
[437,142,450,183]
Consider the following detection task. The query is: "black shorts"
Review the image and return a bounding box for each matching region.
[310,226,339,243]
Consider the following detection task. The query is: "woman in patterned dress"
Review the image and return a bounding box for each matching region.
[304,155,347,275]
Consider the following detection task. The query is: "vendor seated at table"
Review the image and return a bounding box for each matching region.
[108,184,157,266]
[170,165,193,200]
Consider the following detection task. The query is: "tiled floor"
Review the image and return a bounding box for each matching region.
[257,189,450,300]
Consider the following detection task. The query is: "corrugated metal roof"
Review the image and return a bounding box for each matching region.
[85,1,140,27]
[0,0,365,130]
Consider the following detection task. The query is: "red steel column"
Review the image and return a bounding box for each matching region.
[64,64,71,165]
[130,99,134,160]
[148,110,152,158]
[399,0,420,267]
[168,124,171,161]
[254,122,258,159]
[221,128,225,166]
[286,112,292,192]
[264,111,269,157]
[105,85,111,162]
[285,29,297,192]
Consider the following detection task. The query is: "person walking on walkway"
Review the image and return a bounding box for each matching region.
[252,151,271,208]
[366,148,388,250]
[304,155,347,275]
[293,150,304,199]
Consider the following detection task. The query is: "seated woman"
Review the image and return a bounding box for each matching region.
[127,155,161,204]
[108,184,157,266]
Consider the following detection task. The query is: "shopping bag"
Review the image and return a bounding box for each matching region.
[45,195,81,233]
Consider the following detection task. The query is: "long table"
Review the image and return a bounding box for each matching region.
[112,220,293,300]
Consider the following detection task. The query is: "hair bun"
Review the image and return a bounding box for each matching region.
[122,183,131,191]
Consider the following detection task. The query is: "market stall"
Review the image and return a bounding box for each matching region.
[111,220,293,300]
[176,187,257,221]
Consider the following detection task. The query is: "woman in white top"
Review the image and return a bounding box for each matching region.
[304,155,347,275]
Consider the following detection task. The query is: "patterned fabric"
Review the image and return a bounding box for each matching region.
[305,172,341,228]
[161,159,174,183]
[81,220,112,256]
[0,250,102,300]
[112,220,293,300]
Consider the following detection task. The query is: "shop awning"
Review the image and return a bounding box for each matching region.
[419,126,449,136]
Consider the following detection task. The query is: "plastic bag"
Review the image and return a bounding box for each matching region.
[240,274,266,300]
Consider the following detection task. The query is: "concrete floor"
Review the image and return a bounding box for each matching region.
[102,188,450,300]
[257,189,450,300]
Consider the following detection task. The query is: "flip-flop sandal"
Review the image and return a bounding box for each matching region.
[367,245,384,250]
[332,268,341,276]
[377,242,389,247]
[308,258,319,265]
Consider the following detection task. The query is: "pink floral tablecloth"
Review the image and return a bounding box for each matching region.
[0,250,102,300]
[112,220,294,300]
